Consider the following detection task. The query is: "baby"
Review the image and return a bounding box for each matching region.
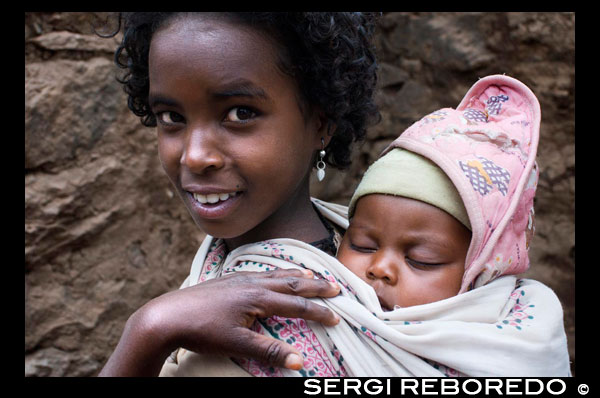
[338,74,540,305]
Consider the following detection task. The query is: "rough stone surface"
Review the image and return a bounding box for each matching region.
[25,12,575,376]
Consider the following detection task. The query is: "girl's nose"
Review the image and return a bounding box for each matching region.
[366,255,399,285]
[180,127,225,173]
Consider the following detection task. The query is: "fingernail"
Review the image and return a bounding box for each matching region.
[284,353,304,370]
[329,281,340,291]
[301,269,314,278]
[333,312,341,324]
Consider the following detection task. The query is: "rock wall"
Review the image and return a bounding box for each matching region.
[25,12,575,376]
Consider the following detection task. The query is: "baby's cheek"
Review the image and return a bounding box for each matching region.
[336,247,364,279]
[428,270,463,300]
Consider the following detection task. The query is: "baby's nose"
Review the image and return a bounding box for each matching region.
[366,259,398,285]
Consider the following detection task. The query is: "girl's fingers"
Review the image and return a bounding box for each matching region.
[227,327,306,370]
[177,268,342,367]
[217,270,341,326]
[258,290,341,327]
[230,268,341,298]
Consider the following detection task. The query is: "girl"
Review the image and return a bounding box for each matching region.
[99,12,380,376]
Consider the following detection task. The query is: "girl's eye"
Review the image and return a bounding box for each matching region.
[224,107,257,123]
[156,111,185,125]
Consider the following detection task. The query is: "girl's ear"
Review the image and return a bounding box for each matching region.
[313,109,335,149]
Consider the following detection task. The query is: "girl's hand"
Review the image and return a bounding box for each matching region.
[99,268,340,376]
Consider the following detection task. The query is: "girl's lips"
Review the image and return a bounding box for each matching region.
[186,190,243,220]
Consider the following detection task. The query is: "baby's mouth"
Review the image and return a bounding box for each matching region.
[376,294,394,312]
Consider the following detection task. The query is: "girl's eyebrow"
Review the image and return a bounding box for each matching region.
[148,94,179,109]
[212,80,271,102]
[148,80,271,109]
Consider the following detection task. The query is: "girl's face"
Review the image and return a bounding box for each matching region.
[337,194,471,310]
[148,15,325,244]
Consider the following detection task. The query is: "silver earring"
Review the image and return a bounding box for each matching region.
[317,138,326,182]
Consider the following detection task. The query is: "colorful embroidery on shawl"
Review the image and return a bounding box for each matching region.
[216,241,349,377]
[328,340,346,371]
[424,358,465,377]
[224,260,277,273]
[232,320,285,377]
[360,326,378,342]
[199,239,226,282]
[321,269,363,303]
[496,279,535,330]
[259,240,362,303]
[234,316,347,377]
[349,324,381,344]
[261,241,295,262]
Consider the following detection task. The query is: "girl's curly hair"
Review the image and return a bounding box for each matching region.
[109,12,381,170]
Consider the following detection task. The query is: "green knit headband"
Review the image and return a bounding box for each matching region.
[348,148,471,230]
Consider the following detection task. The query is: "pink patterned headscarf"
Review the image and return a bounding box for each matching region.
[381,75,540,292]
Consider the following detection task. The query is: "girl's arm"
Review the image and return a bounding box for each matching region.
[98,305,176,376]
[98,268,340,376]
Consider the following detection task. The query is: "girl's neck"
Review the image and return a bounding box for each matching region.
[224,186,329,251]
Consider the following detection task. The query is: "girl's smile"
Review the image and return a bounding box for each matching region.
[183,185,244,220]
[148,15,329,248]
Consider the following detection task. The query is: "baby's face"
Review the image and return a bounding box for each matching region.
[337,194,471,310]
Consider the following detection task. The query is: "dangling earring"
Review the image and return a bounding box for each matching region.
[317,138,326,182]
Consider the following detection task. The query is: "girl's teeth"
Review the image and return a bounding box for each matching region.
[193,192,237,204]
[207,194,220,203]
